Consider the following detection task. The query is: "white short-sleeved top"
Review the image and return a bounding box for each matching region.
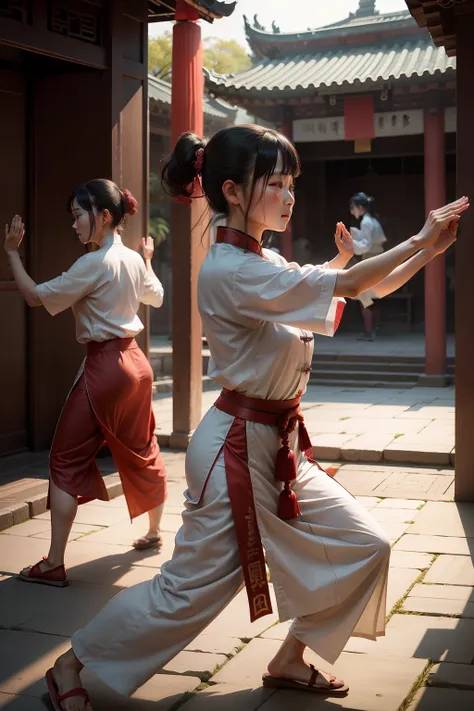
[36,233,164,343]
[198,243,344,401]
[351,214,387,257]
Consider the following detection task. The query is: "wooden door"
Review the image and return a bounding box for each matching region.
[0,68,27,454]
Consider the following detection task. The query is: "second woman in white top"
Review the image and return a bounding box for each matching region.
[4,179,168,588]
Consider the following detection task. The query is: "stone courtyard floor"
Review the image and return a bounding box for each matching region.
[1,448,474,710]
[154,383,455,467]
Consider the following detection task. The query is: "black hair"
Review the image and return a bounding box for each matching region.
[350,192,377,218]
[67,178,138,240]
[161,125,300,228]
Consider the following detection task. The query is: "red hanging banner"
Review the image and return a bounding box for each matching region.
[176,0,200,21]
[344,96,375,141]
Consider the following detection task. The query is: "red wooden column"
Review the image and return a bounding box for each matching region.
[422,109,447,385]
[455,12,474,501]
[170,1,206,448]
[278,119,294,261]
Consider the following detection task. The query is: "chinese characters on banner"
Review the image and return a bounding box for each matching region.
[292,108,456,143]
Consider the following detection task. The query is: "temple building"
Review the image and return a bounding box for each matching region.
[206,0,457,373]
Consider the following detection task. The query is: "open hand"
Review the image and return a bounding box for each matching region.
[431,218,458,256]
[415,197,469,249]
[335,222,354,259]
[4,215,25,254]
[141,236,154,260]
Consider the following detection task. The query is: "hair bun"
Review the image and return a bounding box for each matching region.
[121,188,138,216]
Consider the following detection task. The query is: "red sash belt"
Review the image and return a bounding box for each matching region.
[86,337,138,356]
[214,388,314,622]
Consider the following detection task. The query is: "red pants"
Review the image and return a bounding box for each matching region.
[50,338,167,519]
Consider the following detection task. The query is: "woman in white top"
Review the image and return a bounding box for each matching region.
[350,192,387,340]
[4,179,167,588]
[46,128,465,711]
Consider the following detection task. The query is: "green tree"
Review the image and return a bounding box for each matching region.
[148,32,172,80]
[148,34,251,79]
[204,38,252,74]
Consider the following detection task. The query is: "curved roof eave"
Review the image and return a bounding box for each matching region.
[205,65,456,100]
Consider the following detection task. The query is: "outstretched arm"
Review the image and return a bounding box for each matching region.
[334,198,468,298]
[4,216,41,307]
[371,221,457,299]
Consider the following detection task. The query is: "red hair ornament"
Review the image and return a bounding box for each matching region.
[122,189,138,216]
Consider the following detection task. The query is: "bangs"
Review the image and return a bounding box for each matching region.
[67,184,94,214]
[67,184,95,240]
[253,130,301,184]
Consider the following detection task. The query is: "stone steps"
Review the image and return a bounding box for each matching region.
[310,355,455,388]
[308,377,420,389]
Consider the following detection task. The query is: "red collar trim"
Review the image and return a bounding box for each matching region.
[216,227,264,257]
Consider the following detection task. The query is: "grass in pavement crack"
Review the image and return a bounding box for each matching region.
[170,639,252,709]
[397,660,434,711]
[386,563,434,624]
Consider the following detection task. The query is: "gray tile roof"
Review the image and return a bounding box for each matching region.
[148,75,237,119]
[205,37,456,98]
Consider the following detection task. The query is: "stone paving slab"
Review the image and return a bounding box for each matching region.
[408,502,474,537]
[428,662,474,689]
[408,687,474,710]
[386,567,421,611]
[35,502,130,527]
[394,534,474,556]
[402,596,474,617]
[259,656,427,711]
[177,682,273,711]
[344,614,474,663]
[79,668,199,710]
[370,507,420,523]
[378,521,411,543]
[388,550,433,569]
[81,514,181,546]
[0,534,53,575]
[334,468,455,502]
[0,630,199,710]
[0,575,116,635]
[355,496,381,507]
[0,629,71,697]
[0,692,50,709]
[424,554,474,586]
[213,637,427,711]
[184,634,243,657]
[163,650,227,678]
[409,583,474,603]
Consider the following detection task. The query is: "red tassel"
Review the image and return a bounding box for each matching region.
[278,484,301,520]
[299,423,312,453]
[275,444,297,482]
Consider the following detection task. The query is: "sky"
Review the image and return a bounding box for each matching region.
[149,0,409,48]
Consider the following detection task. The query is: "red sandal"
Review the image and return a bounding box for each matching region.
[19,557,68,587]
[46,668,91,710]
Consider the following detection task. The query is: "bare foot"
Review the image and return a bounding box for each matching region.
[52,651,93,711]
[267,658,345,690]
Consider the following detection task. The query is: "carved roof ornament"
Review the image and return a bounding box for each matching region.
[253,14,266,31]
[184,0,237,20]
[272,21,281,34]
